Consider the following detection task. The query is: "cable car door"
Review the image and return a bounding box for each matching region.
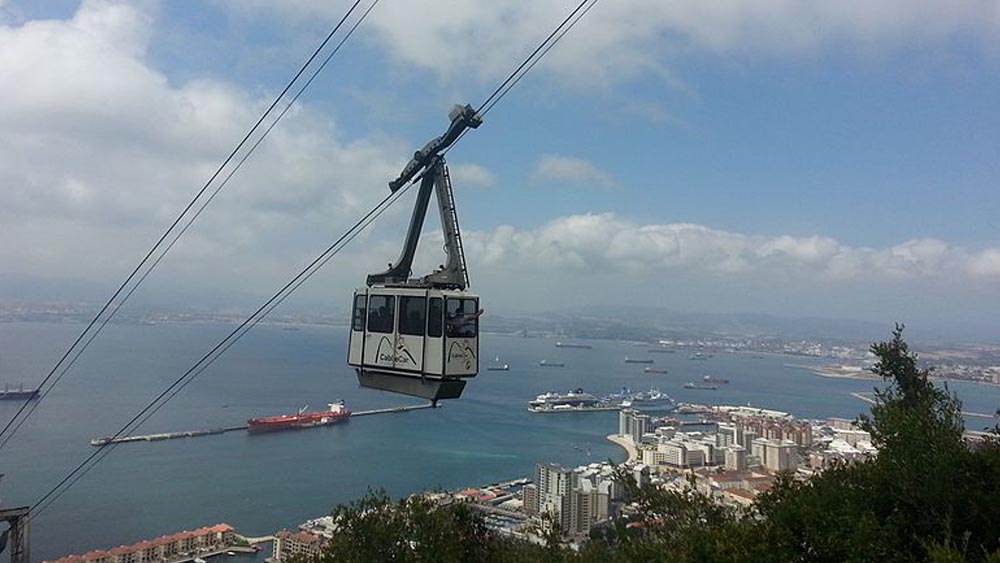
[444,296,479,376]
[363,293,396,370]
[394,294,426,373]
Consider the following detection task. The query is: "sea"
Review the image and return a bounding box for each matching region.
[1,321,998,560]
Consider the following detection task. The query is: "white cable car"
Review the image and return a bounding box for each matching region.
[348,105,483,403]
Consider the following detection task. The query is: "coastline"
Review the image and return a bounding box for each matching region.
[606,434,639,464]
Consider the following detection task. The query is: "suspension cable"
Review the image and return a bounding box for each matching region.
[28,0,602,517]
[0,0,375,450]
[31,182,411,520]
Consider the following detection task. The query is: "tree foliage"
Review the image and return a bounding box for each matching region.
[312,327,1000,563]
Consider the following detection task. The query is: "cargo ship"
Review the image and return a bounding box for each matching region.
[643,367,669,374]
[247,401,350,433]
[538,360,565,367]
[684,382,718,390]
[0,384,40,400]
[702,375,730,384]
[624,357,653,364]
[555,342,592,349]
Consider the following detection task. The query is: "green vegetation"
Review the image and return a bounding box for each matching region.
[314,326,1000,562]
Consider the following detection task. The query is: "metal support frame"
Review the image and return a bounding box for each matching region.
[366,104,480,290]
[0,506,29,563]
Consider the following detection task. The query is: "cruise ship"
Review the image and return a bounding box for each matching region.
[621,388,674,410]
[529,388,598,409]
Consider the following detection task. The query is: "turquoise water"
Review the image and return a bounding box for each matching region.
[0,322,997,560]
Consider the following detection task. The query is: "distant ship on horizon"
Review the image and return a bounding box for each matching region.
[555,342,592,349]
[0,383,40,400]
[487,355,510,371]
[625,357,654,364]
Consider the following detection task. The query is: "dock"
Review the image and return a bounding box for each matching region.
[90,403,437,446]
[850,392,996,419]
[528,405,620,414]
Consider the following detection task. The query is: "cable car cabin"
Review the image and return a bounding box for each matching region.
[348,288,479,402]
[347,103,484,402]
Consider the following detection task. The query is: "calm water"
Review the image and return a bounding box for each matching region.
[1,322,998,560]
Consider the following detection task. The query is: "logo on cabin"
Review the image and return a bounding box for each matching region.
[375,336,416,366]
[447,342,476,370]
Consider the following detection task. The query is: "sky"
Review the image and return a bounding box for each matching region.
[0,0,998,335]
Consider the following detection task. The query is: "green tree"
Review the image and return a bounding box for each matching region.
[312,327,1000,563]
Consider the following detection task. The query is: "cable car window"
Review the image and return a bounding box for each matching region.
[352,294,366,331]
[445,298,479,338]
[367,295,395,334]
[398,296,426,337]
[427,297,443,338]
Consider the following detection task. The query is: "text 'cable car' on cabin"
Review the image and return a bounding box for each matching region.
[347,104,484,403]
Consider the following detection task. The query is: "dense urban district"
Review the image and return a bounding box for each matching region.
[39,327,1000,563]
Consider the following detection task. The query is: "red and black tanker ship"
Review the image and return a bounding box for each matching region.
[247,400,351,433]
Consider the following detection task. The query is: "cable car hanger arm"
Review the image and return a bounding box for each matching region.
[388,104,482,192]
[367,104,481,289]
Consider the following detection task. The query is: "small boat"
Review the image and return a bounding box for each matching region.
[539,360,565,367]
[689,352,709,360]
[555,342,592,349]
[486,355,510,371]
[194,558,207,563]
[644,367,668,374]
[226,552,237,557]
[684,382,718,390]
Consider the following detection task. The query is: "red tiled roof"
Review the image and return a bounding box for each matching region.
[41,523,235,563]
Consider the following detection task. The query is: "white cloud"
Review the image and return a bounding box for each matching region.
[228,1,1000,86]
[461,213,1000,282]
[449,163,495,189]
[0,0,403,293]
[530,154,617,189]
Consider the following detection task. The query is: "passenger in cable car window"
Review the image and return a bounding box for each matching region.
[446,306,483,338]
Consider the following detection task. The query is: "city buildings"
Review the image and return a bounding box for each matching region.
[272,530,324,562]
[41,524,237,563]
[524,462,620,536]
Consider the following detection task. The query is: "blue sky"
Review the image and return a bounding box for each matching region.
[1,0,998,333]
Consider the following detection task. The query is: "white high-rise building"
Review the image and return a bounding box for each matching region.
[725,445,748,471]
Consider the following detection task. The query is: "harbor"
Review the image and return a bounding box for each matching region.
[91,402,437,446]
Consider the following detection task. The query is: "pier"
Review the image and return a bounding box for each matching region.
[90,403,438,447]
[850,392,996,419]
